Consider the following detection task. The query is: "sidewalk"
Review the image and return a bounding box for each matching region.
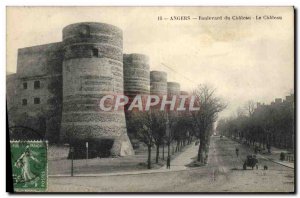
[257,154,294,169]
[231,138,294,169]
[49,143,199,177]
[160,143,198,170]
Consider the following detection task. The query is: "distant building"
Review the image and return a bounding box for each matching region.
[275,98,283,104]
[254,93,294,113]
[285,94,294,103]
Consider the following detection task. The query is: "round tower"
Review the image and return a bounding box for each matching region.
[150,71,167,111]
[60,22,134,158]
[150,71,167,95]
[123,54,150,147]
[123,54,150,111]
[123,53,150,100]
[179,90,191,117]
[167,82,180,96]
[180,91,189,95]
[167,82,180,114]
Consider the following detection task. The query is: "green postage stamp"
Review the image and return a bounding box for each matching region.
[10,141,48,192]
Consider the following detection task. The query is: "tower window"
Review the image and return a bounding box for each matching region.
[23,82,27,89]
[79,25,90,38]
[92,48,98,57]
[22,99,27,106]
[34,97,40,104]
[34,81,40,89]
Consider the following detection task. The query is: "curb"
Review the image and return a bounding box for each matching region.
[257,154,294,169]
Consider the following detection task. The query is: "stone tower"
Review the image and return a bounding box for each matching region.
[123,53,150,112]
[150,71,167,111]
[60,22,134,158]
[167,82,180,96]
[150,71,167,95]
[123,54,150,100]
[167,82,180,112]
[123,54,150,145]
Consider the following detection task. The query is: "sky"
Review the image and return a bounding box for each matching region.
[6,7,294,118]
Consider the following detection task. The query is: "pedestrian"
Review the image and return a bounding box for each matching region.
[235,147,239,157]
[167,156,171,169]
[254,146,258,154]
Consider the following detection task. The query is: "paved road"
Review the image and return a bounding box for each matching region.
[48,136,294,192]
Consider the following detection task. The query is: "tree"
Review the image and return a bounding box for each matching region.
[128,110,168,168]
[151,110,167,163]
[128,112,153,169]
[245,100,255,117]
[191,84,226,163]
[217,95,295,153]
[165,114,177,158]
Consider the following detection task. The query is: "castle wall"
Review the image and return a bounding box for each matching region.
[179,91,192,118]
[167,82,180,96]
[167,82,180,113]
[8,42,64,142]
[7,22,169,157]
[6,73,17,111]
[60,22,133,157]
[150,71,167,95]
[123,54,150,96]
[123,54,150,146]
[17,42,63,77]
[150,71,167,111]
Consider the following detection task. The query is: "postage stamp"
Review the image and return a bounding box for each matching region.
[10,141,48,192]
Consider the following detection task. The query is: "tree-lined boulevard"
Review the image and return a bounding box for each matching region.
[47,84,294,192]
[48,136,294,192]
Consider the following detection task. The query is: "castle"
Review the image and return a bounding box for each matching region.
[7,22,182,158]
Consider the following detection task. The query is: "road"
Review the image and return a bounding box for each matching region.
[48,136,294,192]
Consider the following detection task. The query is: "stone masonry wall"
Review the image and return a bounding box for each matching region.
[60,22,134,157]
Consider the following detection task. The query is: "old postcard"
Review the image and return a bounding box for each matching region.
[6,6,295,193]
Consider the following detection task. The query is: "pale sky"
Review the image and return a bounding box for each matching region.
[6,7,294,118]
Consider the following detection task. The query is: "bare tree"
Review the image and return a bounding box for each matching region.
[151,110,167,163]
[245,100,255,117]
[165,114,176,158]
[236,107,246,117]
[128,112,154,169]
[218,96,294,153]
[191,84,226,163]
[129,109,168,167]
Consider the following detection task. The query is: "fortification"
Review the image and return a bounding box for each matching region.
[8,21,186,158]
[167,82,180,114]
[123,54,150,146]
[8,42,64,142]
[179,91,191,117]
[150,71,167,95]
[123,53,150,99]
[180,91,189,95]
[167,82,180,96]
[60,22,134,158]
[150,71,167,112]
